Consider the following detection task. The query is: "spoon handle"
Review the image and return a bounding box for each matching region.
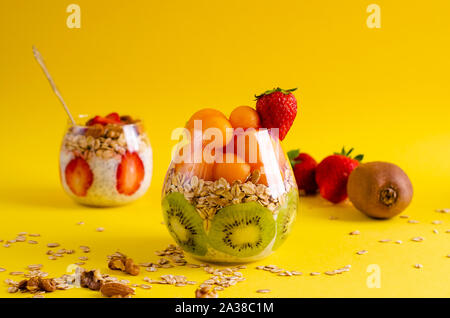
[32,45,75,125]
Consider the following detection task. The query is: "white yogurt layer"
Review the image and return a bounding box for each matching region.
[60,145,152,207]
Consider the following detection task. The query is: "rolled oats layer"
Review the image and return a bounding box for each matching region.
[62,123,147,160]
[163,164,295,221]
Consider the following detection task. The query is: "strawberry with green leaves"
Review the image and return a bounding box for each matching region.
[255,87,298,140]
[288,149,318,195]
[315,147,364,203]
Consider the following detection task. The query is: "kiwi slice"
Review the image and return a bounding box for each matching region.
[273,189,299,251]
[208,202,276,257]
[161,192,207,256]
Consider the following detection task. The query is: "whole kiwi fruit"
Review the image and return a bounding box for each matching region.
[347,161,413,219]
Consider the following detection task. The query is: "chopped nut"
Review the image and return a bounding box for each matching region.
[40,278,57,292]
[108,253,139,276]
[100,282,134,298]
[80,269,104,291]
[125,258,140,276]
[195,285,218,298]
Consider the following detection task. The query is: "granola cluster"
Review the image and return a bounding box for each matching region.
[61,122,148,160]
[163,164,296,222]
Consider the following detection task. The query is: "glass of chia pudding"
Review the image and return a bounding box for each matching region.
[60,113,152,207]
[161,108,298,263]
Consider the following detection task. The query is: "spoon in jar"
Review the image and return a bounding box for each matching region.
[32,45,76,125]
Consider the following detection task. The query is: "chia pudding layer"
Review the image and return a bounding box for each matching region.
[60,145,152,206]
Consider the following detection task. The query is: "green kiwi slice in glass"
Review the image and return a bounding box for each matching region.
[161,192,208,256]
[272,189,299,251]
[208,202,276,257]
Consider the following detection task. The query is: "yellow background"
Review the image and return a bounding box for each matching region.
[0,0,449,298]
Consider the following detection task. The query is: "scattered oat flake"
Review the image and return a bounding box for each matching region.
[28,233,40,237]
[433,229,439,234]
[411,237,424,242]
[310,272,320,276]
[414,264,423,269]
[379,239,391,243]
[436,208,450,213]
[48,256,57,260]
[399,215,409,218]
[96,227,104,232]
[76,221,85,225]
[78,256,88,261]
[0,268,6,272]
[7,286,18,293]
[47,243,60,248]
[28,240,38,244]
[75,262,85,266]
[349,230,360,235]
[3,244,10,248]
[27,264,43,270]
[9,271,24,276]
[432,220,443,225]
[408,220,419,224]
[395,240,403,244]
[256,289,271,293]
[324,271,336,276]
[357,250,368,255]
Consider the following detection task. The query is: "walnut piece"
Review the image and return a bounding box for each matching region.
[40,278,57,292]
[108,254,140,276]
[195,286,218,298]
[15,277,57,294]
[80,269,104,291]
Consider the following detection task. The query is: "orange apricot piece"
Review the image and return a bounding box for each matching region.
[190,115,233,148]
[175,162,214,181]
[229,106,261,129]
[186,108,227,131]
[213,154,251,184]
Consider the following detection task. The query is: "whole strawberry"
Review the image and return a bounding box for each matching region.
[315,147,363,203]
[255,87,297,140]
[288,149,318,195]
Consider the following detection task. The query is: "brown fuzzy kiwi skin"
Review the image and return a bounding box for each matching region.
[347,162,413,219]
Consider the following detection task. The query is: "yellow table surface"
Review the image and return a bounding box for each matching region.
[0,0,449,298]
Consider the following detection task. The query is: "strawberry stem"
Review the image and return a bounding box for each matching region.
[334,146,364,162]
[287,149,301,168]
[255,87,297,99]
